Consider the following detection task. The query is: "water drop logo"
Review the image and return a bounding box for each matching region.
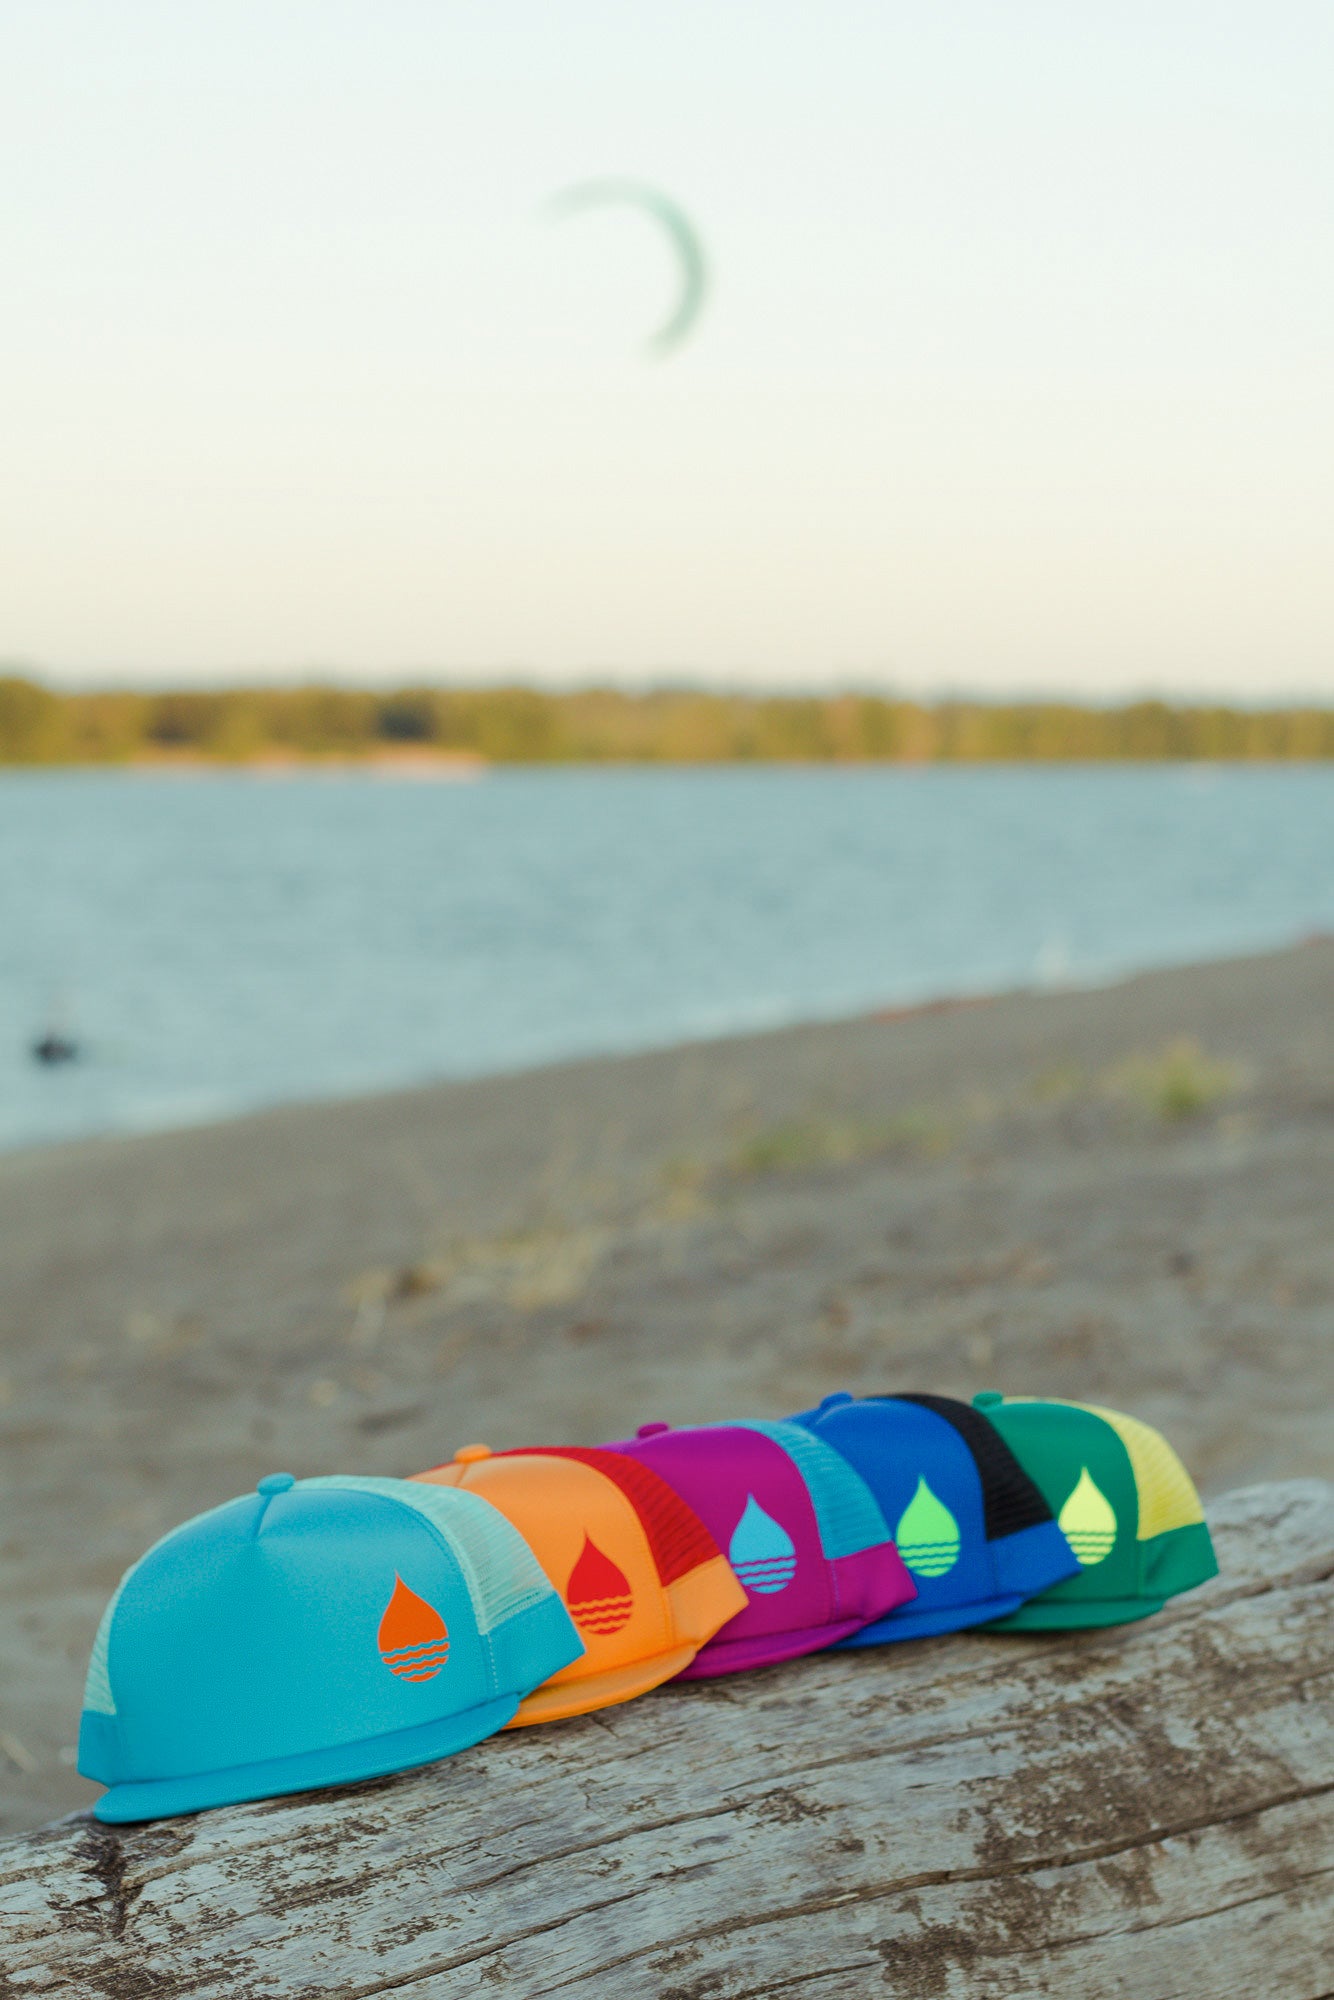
[378,1574,450,1682]
[728,1495,797,1595]
[565,1535,633,1637]
[895,1477,961,1578]
[1058,1467,1118,1566]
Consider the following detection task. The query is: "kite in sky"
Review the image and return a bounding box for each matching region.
[545,179,709,358]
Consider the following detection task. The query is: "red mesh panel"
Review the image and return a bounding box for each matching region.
[501,1446,722,1586]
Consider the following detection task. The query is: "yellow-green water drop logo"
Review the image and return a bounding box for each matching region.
[894,1476,960,1578]
[1058,1467,1117,1566]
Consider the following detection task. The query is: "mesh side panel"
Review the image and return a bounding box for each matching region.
[305,1477,554,1636]
[81,1499,236,1715]
[998,1399,1206,1542]
[83,1568,138,1716]
[739,1420,890,1560]
[1080,1406,1206,1539]
[506,1446,722,1586]
[896,1394,1055,1541]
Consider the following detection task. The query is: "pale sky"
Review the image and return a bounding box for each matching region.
[1,2,1331,695]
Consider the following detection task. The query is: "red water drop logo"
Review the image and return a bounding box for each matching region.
[565,1535,633,1637]
[378,1574,450,1682]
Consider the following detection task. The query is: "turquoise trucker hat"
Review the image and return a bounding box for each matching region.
[78,1472,583,1823]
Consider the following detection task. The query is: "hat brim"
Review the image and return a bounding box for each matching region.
[983,1596,1165,1632]
[673,1615,874,1679]
[506,1640,703,1726]
[91,1691,520,1824]
[834,1593,1030,1644]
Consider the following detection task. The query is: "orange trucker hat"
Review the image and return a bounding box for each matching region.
[411,1445,746,1725]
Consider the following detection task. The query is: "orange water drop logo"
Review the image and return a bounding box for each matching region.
[378,1574,450,1682]
[565,1534,633,1637]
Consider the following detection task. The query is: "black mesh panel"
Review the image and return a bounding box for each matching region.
[892,1393,1054,1542]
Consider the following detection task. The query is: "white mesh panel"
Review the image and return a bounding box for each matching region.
[305,1476,552,1635]
[83,1571,135,1716]
[81,1495,245,1715]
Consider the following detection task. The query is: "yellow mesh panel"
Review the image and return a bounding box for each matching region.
[1080,1405,1204,1539]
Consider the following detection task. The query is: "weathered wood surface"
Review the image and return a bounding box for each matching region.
[2,1480,1330,2000]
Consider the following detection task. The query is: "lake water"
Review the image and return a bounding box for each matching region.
[2,765,1332,1152]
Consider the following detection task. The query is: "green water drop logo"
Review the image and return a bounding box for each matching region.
[1058,1467,1118,1566]
[894,1476,961,1578]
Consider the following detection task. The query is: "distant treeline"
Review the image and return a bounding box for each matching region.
[2,675,1333,765]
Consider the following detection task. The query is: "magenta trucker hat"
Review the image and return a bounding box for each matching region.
[600,1419,914,1675]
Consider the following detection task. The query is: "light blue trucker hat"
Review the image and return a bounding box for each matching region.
[78,1472,584,1823]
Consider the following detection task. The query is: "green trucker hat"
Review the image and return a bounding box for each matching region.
[971,1394,1217,1629]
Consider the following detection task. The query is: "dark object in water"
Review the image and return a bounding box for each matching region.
[31,1032,79,1066]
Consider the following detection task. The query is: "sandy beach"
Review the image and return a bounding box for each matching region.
[1,939,1331,1838]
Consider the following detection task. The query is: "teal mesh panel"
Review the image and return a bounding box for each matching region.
[304,1477,553,1636]
[740,1420,891,1559]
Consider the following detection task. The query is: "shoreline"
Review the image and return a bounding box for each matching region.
[125,747,489,778]
[5,753,1334,773]
[5,933,1333,1167]
[1,938,1331,1834]
[1,982,1011,1167]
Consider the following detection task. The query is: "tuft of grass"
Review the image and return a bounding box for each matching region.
[1029,1063,1086,1104]
[1110,1038,1242,1121]
[726,1109,954,1179]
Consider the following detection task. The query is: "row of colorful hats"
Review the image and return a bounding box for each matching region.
[79,1391,1217,1823]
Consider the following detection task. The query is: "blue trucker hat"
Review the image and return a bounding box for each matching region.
[78,1472,583,1823]
[788,1393,1080,1640]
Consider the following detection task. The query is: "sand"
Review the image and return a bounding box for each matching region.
[1,940,1331,1838]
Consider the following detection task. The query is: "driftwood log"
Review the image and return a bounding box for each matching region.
[2,1479,1330,2000]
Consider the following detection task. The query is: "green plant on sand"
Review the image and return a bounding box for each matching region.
[1111,1038,1243,1121]
[726,1109,955,1179]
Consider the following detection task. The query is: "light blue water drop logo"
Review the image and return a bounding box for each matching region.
[728,1495,797,1595]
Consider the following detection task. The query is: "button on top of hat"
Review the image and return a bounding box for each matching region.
[972,1391,1003,1409]
[256,1472,296,1496]
[636,1422,671,1438]
[454,1443,492,1464]
[818,1392,853,1413]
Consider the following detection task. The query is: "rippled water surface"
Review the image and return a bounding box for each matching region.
[2,765,1332,1150]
